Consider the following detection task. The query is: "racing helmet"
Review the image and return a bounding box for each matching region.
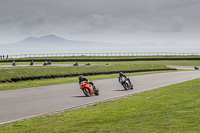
[79,75,83,80]
[119,72,123,76]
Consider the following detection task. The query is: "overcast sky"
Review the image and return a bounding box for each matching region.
[0,0,199,44]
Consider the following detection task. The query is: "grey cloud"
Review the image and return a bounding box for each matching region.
[169,22,183,32]
[18,11,48,35]
[159,0,200,11]
[84,14,114,32]
[88,14,113,27]
[18,11,62,35]
[151,17,184,32]
[0,17,13,24]
[118,19,147,33]
[169,17,185,32]
[0,0,199,44]
[21,12,47,27]
[63,14,116,34]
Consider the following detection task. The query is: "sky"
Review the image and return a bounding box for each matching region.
[0,0,200,44]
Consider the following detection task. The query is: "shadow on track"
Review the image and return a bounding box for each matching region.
[72,96,87,98]
[113,89,127,91]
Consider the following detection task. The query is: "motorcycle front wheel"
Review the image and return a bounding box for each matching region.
[94,88,99,95]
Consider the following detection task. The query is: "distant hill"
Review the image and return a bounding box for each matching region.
[0,34,195,49]
[0,35,110,48]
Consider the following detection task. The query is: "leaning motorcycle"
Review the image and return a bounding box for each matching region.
[80,81,99,97]
[119,77,133,90]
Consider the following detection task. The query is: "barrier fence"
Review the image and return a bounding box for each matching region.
[0,52,200,59]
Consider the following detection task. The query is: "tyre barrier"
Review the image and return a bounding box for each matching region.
[0,68,176,83]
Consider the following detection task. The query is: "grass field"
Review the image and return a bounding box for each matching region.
[1,60,200,82]
[0,62,170,81]
[0,70,177,91]
[1,60,200,66]
[0,57,199,132]
[1,77,199,132]
[1,60,200,91]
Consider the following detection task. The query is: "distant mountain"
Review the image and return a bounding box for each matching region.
[0,34,191,49]
[0,35,109,48]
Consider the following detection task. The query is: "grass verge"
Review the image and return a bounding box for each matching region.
[0,77,199,132]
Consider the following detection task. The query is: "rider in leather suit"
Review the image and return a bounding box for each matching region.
[118,72,132,86]
[79,75,96,89]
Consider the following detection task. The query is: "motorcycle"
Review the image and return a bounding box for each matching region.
[43,61,48,66]
[30,61,33,66]
[120,77,133,90]
[12,62,16,66]
[194,66,199,70]
[73,62,79,66]
[80,81,99,97]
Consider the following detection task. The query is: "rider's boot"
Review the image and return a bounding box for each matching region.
[93,86,97,91]
[130,83,133,89]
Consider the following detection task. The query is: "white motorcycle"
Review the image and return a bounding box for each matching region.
[120,77,133,90]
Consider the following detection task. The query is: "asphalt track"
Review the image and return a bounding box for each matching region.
[167,66,197,70]
[0,71,200,125]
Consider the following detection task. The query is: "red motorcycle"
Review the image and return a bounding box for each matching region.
[80,81,99,97]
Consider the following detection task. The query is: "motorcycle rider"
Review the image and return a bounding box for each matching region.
[12,61,16,66]
[79,75,96,89]
[30,60,34,66]
[118,72,133,88]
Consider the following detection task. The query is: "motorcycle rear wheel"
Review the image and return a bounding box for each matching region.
[83,88,90,97]
[123,83,129,90]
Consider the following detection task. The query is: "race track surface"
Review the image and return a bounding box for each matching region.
[167,66,197,70]
[0,71,200,124]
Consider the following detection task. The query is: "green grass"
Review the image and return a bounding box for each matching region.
[1,77,199,132]
[2,60,199,91]
[1,60,199,91]
[0,62,170,81]
[1,60,200,66]
[149,60,200,66]
[113,60,200,66]
[0,70,176,91]
[0,62,102,65]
